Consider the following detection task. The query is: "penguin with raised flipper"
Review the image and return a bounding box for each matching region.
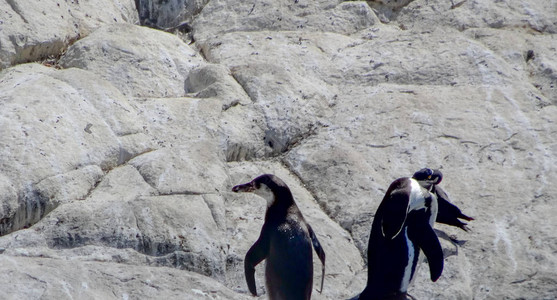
[358,173,444,300]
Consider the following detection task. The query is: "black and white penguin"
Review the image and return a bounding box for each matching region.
[232,174,326,300]
[358,175,444,300]
[412,168,474,231]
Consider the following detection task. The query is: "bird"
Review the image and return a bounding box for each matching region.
[358,174,443,300]
[412,168,474,231]
[232,174,325,300]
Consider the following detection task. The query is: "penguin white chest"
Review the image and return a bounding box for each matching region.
[408,179,438,225]
[408,179,427,212]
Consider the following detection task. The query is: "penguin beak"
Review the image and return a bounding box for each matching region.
[232,182,255,193]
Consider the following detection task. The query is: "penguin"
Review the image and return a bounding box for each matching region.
[412,168,474,231]
[232,174,326,300]
[358,175,444,300]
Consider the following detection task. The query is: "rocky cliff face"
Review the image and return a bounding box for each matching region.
[0,0,556,299]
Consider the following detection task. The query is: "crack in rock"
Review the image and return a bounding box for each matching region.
[6,0,28,24]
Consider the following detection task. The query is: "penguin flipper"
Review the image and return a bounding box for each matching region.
[435,186,474,231]
[245,228,270,296]
[380,182,411,239]
[408,221,444,282]
[307,224,326,293]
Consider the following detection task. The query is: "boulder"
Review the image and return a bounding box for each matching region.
[59,24,205,98]
[137,0,210,28]
[394,0,557,33]
[193,0,378,41]
[0,255,248,300]
[0,63,150,235]
[0,0,138,70]
[464,28,557,106]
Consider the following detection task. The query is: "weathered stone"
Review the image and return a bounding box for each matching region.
[59,24,205,98]
[0,256,248,300]
[394,0,557,34]
[0,63,150,235]
[0,0,556,298]
[219,104,268,162]
[0,173,18,235]
[127,96,229,194]
[193,0,378,41]
[198,32,340,155]
[0,0,138,70]
[34,165,104,208]
[185,64,251,105]
[137,0,210,28]
[465,28,557,106]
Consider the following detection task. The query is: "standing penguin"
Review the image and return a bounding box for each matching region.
[358,173,444,300]
[412,168,474,231]
[232,174,326,300]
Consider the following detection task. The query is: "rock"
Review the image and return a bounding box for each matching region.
[198,31,339,155]
[185,64,251,104]
[183,63,267,161]
[464,28,557,106]
[193,0,378,41]
[59,23,205,98]
[0,0,138,70]
[0,164,226,278]
[127,96,229,194]
[0,174,18,235]
[129,147,228,195]
[0,63,151,235]
[0,255,248,300]
[137,0,210,28]
[0,0,556,299]
[219,104,269,162]
[34,165,104,209]
[394,0,557,33]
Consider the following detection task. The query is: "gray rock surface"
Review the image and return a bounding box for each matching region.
[0,255,247,300]
[0,0,138,70]
[0,0,556,299]
[137,0,210,28]
[59,24,205,98]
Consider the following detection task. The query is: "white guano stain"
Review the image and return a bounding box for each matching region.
[493,220,518,271]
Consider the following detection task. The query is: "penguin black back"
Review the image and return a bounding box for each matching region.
[359,177,443,300]
[232,174,326,300]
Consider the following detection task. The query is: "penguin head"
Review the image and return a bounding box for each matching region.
[232,174,289,207]
[412,168,442,190]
